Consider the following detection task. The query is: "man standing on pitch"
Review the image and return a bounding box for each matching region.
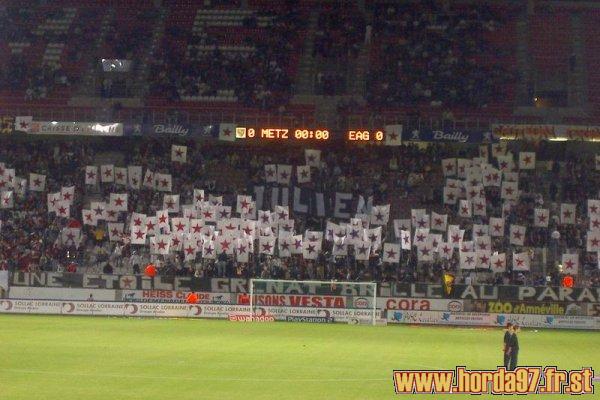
[508,325,520,371]
[503,323,513,369]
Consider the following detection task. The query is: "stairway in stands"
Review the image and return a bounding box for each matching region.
[570,12,589,113]
[345,43,369,97]
[515,9,531,108]
[583,10,600,115]
[346,5,371,98]
[133,6,168,98]
[76,9,114,97]
[293,10,319,96]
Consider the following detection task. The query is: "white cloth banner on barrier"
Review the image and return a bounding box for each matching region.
[27,121,123,136]
[7,287,233,304]
[8,287,117,301]
[119,290,232,304]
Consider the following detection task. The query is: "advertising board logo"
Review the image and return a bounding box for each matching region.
[211,294,227,303]
[122,292,136,301]
[506,315,528,326]
[545,316,554,325]
[252,314,275,322]
[0,300,13,311]
[61,302,75,313]
[251,307,275,322]
[433,130,469,142]
[153,124,189,136]
[496,315,506,325]
[354,297,369,309]
[442,313,451,321]
[228,313,274,322]
[125,304,138,315]
[448,301,463,312]
[393,312,403,321]
[316,309,331,318]
[229,313,252,322]
[188,305,202,316]
[253,307,268,316]
[285,316,334,323]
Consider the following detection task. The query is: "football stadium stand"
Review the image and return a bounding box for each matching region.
[1,0,600,290]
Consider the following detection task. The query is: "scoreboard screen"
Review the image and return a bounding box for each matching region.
[236,127,329,141]
[235,127,385,143]
[346,130,385,142]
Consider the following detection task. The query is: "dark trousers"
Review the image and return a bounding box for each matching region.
[509,351,518,371]
[503,352,511,369]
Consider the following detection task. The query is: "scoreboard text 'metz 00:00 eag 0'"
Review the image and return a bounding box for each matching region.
[235,127,385,143]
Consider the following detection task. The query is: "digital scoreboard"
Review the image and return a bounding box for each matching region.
[236,127,330,141]
[346,129,385,142]
[235,127,385,143]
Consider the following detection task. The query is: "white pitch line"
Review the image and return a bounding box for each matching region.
[0,369,389,382]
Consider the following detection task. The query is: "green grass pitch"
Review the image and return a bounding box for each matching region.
[0,314,598,400]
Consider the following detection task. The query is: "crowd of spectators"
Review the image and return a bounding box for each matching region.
[0,3,158,100]
[148,5,302,108]
[101,8,158,60]
[0,2,597,288]
[0,1,519,112]
[1,136,599,289]
[313,3,365,60]
[0,6,77,99]
[312,3,365,95]
[366,1,515,109]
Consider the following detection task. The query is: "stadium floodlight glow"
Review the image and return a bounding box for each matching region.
[249,279,378,325]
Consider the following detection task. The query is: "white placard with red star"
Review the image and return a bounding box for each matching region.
[171,145,187,163]
[384,125,402,146]
[100,164,114,183]
[561,254,579,275]
[459,251,477,269]
[85,166,98,186]
[560,203,576,225]
[512,251,530,271]
[509,224,526,246]
[490,253,506,273]
[534,208,549,228]
[382,243,400,263]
